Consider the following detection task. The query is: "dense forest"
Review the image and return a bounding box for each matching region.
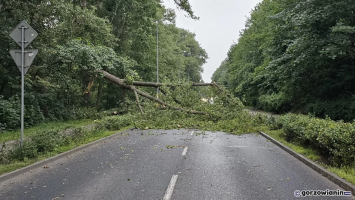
[0,0,208,130]
[212,0,355,121]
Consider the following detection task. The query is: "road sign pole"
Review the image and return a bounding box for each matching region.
[156,21,159,107]
[179,59,181,83]
[20,26,25,147]
[156,21,159,99]
[9,21,38,147]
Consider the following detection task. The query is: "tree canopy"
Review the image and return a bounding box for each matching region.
[0,0,207,130]
[212,0,355,121]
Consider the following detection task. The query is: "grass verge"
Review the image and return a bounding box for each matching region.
[0,126,131,176]
[0,119,94,143]
[264,129,355,185]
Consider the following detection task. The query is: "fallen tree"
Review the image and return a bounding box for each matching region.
[95,69,213,117]
[129,81,218,87]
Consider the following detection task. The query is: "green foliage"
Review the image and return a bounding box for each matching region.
[128,84,269,135]
[172,0,199,20]
[9,141,38,161]
[2,114,132,164]
[95,115,134,131]
[0,0,205,131]
[0,95,20,130]
[134,109,267,135]
[31,131,62,153]
[258,92,291,112]
[125,70,141,85]
[8,131,63,162]
[306,96,355,122]
[214,0,355,119]
[275,113,355,166]
[211,60,229,88]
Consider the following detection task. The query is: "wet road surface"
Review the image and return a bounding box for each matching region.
[0,129,352,200]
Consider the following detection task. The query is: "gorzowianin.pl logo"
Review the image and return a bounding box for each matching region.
[294,189,351,197]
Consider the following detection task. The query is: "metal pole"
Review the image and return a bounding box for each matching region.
[20,26,25,147]
[179,58,181,83]
[156,21,159,99]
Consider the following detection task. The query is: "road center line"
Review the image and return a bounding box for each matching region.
[227,146,273,149]
[190,131,194,136]
[227,146,247,148]
[182,147,188,156]
[163,175,178,200]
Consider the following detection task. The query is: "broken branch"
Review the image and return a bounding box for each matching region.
[134,90,145,119]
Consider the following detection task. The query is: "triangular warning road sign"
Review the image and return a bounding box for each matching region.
[10,49,38,74]
[17,66,30,75]
[26,49,38,67]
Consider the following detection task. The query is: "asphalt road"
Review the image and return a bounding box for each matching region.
[0,129,352,200]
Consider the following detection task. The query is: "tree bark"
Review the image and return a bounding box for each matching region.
[130,80,217,87]
[134,90,145,119]
[96,80,102,110]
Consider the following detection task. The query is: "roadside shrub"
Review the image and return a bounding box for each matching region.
[31,131,61,153]
[277,114,355,166]
[265,115,279,130]
[95,115,134,131]
[9,141,38,161]
[279,114,310,145]
[0,143,10,164]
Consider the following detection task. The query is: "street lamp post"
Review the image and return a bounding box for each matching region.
[179,59,181,83]
[156,21,159,100]
[180,51,186,83]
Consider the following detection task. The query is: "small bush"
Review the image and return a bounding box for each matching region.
[31,131,61,153]
[9,141,38,161]
[0,143,10,164]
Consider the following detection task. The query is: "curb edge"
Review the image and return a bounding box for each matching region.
[0,127,136,183]
[258,131,355,195]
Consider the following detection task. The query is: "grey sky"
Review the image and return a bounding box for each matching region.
[163,0,262,83]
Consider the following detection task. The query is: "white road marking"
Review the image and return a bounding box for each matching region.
[227,146,273,149]
[190,131,194,136]
[163,175,178,200]
[227,146,248,148]
[182,147,188,156]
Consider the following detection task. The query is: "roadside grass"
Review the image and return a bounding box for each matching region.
[0,159,38,176]
[328,166,355,186]
[264,129,355,185]
[0,126,131,176]
[0,119,94,143]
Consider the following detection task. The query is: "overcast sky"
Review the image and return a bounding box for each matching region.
[163,0,262,83]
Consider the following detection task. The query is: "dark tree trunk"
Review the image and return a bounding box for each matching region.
[96,80,102,110]
[0,80,8,95]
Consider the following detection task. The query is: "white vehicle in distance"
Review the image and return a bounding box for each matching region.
[201,97,214,104]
